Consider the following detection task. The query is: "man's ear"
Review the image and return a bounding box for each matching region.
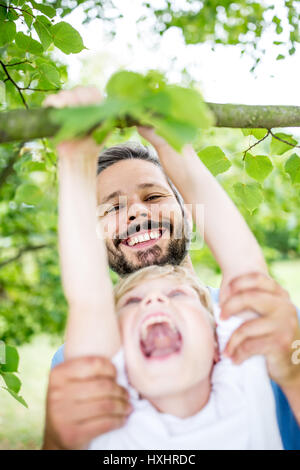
[183,204,193,231]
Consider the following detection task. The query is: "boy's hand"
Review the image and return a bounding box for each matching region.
[43,86,104,160]
[221,272,300,387]
[43,356,132,450]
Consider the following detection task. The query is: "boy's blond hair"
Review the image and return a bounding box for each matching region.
[113,264,215,327]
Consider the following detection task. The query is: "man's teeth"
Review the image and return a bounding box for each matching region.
[127,230,160,247]
[140,315,176,341]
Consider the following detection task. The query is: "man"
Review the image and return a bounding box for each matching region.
[43,87,300,450]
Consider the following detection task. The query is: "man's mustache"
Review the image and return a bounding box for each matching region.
[114,219,173,248]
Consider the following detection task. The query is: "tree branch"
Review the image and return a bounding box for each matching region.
[1,103,300,143]
[0,143,23,190]
[0,244,50,269]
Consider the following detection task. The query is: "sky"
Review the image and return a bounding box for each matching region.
[56,0,300,109]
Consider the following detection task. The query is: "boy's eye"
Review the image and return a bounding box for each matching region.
[168,289,186,298]
[124,296,142,306]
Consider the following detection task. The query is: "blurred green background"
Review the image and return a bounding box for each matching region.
[1,0,300,450]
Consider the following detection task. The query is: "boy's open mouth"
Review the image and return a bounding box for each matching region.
[139,313,182,359]
[121,229,165,250]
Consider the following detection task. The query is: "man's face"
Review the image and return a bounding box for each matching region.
[96,159,191,275]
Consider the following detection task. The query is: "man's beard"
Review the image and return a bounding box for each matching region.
[106,217,191,276]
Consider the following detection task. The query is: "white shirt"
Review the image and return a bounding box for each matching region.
[89,295,283,450]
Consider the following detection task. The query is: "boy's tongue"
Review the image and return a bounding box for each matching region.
[141,322,182,358]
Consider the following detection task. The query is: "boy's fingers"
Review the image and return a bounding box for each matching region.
[52,356,117,382]
[43,86,102,109]
[220,290,280,320]
[227,272,289,300]
[224,317,275,357]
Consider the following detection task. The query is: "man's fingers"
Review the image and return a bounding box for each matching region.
[69,377,129,403]
[220,290,283,320]
[227,272,290,300]
[51,356,117,383]
[231,335,273,365]
[67,397,132,423]
[78,415,128,446]
[224,317,275,357]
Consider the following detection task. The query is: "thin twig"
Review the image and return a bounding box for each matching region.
[268,129,300,149]
[242,130,270,160]
[0,3,36,19]
[20,86,60,92]
[0,244,50,269]
[5,60,32,68]
[0,60,28,109]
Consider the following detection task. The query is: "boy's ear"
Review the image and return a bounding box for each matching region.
[213,336,220,364]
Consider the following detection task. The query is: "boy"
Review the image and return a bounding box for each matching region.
[57,120,296,449]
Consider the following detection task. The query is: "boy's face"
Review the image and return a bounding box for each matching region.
[117,277,217,399]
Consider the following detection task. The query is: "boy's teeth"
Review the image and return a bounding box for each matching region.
[127,230,160,246]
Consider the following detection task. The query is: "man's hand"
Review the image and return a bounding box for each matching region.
[43,86,104,160]
[221,272,300,387]
[43,356,132,450]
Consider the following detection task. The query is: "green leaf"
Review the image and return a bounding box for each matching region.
[242,128,268,140]
[0,21,16,46]
[148,117,198,152]
[39,63,60,87]
[0,80,5,104]
[51,22,85,54]
[15,183,43,205]
[92,118,116,144]
[284,153,300,184]
[1,372,21,393]
[3,387,28,408]
[22,5,34,29]
[30,0,56,18]
[15,32,43,54]
[164,85,214,130]
[233,182,263,213]
[106,71,147,99]
[244,153,273,182]
[270,133,297,155]
[34,16,53,50]
[0,345,19,372]
[198,146,231,176]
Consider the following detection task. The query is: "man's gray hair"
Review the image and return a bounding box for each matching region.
[97,142,185,212]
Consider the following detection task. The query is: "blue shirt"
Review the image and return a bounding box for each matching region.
[51,287,300,450]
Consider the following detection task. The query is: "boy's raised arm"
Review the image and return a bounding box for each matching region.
[138,127,267,299]
[46,88,121,360]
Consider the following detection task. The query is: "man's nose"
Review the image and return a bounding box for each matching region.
[127,202,149,222]
[141,291,168,307]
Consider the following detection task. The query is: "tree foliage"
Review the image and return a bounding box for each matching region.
[0,0,300,407]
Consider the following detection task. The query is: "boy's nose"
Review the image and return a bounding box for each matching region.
[142,291,168,307]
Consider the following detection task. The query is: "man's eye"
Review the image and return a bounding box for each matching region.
[124,297,142,306]
[145,195,162,201]
[168,289,185,298]
[107,205,120,214]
